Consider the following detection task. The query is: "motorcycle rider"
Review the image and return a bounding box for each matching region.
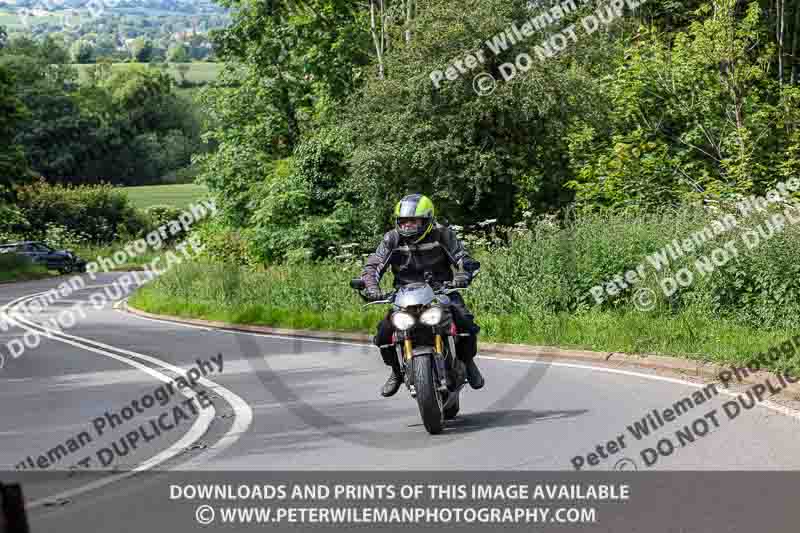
[360,193,485,397]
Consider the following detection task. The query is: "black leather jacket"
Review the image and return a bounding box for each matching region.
[360,223,481,290]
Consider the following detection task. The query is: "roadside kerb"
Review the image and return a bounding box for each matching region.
[122,301,800,405]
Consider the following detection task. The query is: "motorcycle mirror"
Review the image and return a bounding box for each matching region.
[350,279,366,290]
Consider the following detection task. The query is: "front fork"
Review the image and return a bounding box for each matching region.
[433,334,449,391]
[399,331,451,392]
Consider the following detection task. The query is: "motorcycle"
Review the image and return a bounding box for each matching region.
[350,272,478,435]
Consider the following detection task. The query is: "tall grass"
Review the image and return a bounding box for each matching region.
[131,205,800,375]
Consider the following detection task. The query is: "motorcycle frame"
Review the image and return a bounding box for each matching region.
[350,271,480,424]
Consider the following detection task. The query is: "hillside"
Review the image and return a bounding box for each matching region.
[0,0,230,61]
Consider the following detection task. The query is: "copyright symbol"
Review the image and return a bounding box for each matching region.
[87,0,106,18]
[61,9,82,30]
[614,458,638,471]
[195,505,215,525]
[19,8,33,28]
[633,288,656,312]
[473,73,497,96]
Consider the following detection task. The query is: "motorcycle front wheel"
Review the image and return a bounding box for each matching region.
[413,356,443,435]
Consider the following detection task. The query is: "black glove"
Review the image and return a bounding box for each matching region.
[365,286,384,301]
[452,271,472,288]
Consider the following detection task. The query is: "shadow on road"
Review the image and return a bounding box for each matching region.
[411,408,588,434]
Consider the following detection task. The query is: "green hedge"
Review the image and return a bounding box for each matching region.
[15,182,149,244]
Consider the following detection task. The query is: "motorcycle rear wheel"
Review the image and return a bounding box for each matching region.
[413,356,443,435]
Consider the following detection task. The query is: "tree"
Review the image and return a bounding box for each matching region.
[0,25,7,51]
[130,37,154,63]
[566,0,799,211]
[210,0,371,154]
[197,0,372,232]
[175,62,190,85]
[85,58,113,86]
[352,0,593,224]
[0,64,30,201]
[368,0,388,79]
[70,40,95,64]
[3,36,202,187]
[167,42,190,63]
[93,36,117,60]
[39,35,71,65]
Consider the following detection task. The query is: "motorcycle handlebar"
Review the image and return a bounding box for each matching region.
[351,270,480,305]
[434,269,480,293]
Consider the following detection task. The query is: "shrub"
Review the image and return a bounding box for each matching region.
[0,231,23,244]
[42,223,91,250]
[0,203,30,236]
[248,157,374,263]
[15,183,147,243]
[194,218,260,267]
[141,204,186,244]
[144,205,183,228]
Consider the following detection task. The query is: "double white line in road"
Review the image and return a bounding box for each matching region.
[0,288,253,509]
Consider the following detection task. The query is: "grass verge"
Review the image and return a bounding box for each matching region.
[128,261,800,377]
[0,255,53,283]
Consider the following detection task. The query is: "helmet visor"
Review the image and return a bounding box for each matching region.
[397,217,427,237]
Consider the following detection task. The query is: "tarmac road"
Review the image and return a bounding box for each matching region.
[1,273,800,532]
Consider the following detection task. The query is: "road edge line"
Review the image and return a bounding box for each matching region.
[123,301,800,408]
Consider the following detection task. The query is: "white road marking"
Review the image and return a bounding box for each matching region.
[125,306,800,423]
[1,289,253,507]
[121,307,212,331]
[480,356,800,422]
[8,275,792,493]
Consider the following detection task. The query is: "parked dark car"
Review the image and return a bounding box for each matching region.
[0,241,87,275]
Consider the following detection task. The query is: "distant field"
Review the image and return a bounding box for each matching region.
[0,8,69,29]
[120,184,208,209]
[0,7,225,29]
[0,13,18,26]
[74,62,221,85]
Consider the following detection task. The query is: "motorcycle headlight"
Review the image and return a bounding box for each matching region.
[391,312,416,331]
[420,306,443,326]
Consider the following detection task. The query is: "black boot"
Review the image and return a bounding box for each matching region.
[381,366,403,397]
[465,358,484,389]
[378,343,403,397]
[381,368,403,397]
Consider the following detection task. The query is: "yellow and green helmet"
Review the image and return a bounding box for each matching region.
[394,194,435,242]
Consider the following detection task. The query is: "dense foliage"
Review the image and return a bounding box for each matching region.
[194,0,800,265]
[0,35,204,186]
[0,62,30,202]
